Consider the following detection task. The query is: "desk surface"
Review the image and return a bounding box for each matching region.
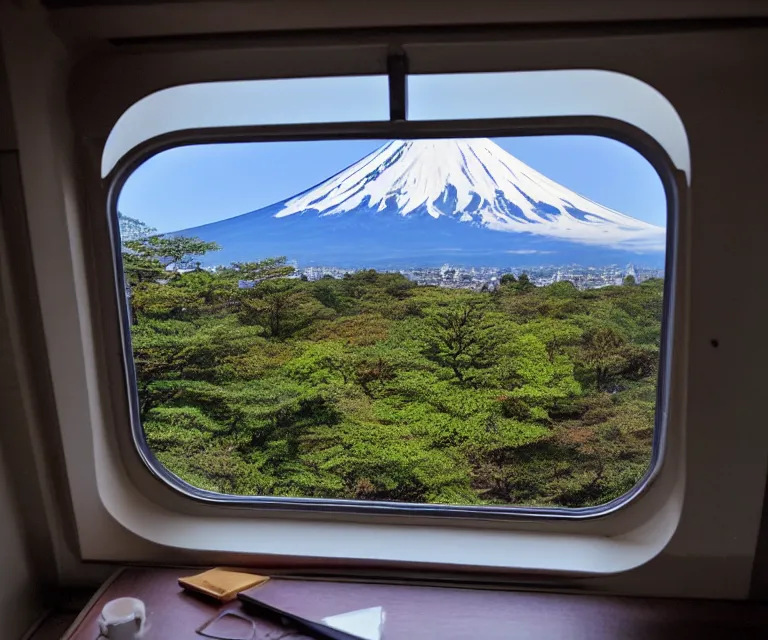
[64,567,768,639]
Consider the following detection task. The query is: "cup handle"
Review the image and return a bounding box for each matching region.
[131,599,147,635]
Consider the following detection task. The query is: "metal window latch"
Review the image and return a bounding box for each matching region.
[387,51,408,122]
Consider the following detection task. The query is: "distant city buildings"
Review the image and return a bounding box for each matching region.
[294,263,663,291]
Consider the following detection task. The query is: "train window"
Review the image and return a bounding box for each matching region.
[115,124,669,514]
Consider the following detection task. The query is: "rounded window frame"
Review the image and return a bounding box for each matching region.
[107,112,680,522]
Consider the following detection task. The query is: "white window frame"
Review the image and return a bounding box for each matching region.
[88,66,689,565]
[108,117,677,523]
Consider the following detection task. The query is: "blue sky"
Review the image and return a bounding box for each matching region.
[118,135,666,234]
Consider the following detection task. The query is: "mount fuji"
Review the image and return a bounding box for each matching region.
[177,138,666,268]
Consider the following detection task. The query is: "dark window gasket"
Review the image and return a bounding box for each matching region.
[106,115,678,521]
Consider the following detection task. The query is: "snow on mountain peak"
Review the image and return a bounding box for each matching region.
[274,138,665,250]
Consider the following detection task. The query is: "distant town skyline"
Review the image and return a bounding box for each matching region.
[293,262,664,292]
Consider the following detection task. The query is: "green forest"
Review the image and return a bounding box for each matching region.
[122,227,663,508]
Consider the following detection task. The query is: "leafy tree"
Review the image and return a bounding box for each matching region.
[118,212,156,242]
[516,272,535,292]
[310,277,348,313]
[124,235,221,273]
[122,252,166,288]
[123,235,221,322]
[494,331,580,419]
[576,326,631,391]
[424,299,497,383]
[239,279,333,338]
[623,274,637,286]
[525,318,582,362]
[286,341,355,386]
[546,281,578,298]
[228,257,296,283]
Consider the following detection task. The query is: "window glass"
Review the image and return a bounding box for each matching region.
[117,133,667,509]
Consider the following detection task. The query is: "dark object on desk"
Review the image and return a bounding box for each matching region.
[238,591,365,640]
[196,610,256,640]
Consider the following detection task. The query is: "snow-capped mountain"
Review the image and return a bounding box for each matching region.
[178,138,665,268]
[274,139,664,249]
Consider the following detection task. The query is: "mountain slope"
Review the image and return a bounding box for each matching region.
[178,138,666,267]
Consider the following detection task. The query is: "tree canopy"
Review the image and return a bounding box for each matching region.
[125,237,663,507]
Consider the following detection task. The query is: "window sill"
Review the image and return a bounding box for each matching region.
[62,566,768,640]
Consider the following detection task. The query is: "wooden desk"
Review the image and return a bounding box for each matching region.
[63,567,768,639]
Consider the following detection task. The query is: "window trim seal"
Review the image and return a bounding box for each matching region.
[106,115,679,522]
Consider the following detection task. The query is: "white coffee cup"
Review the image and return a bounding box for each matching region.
[98,597,147,640]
